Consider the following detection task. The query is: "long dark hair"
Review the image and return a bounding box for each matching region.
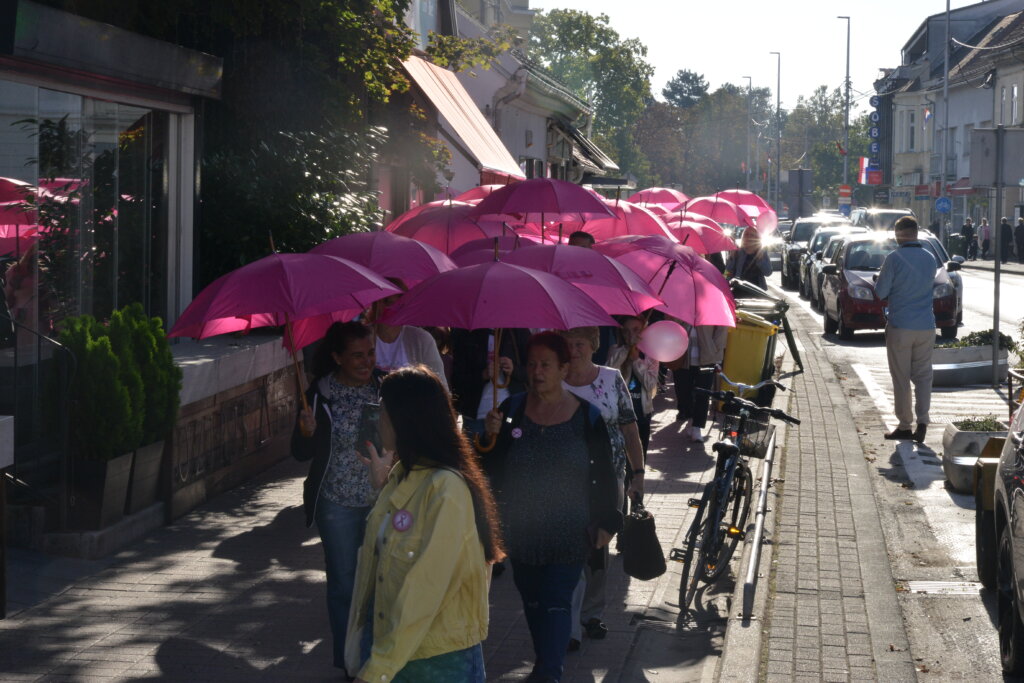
[311,320,373,379]
[379,365,504,562]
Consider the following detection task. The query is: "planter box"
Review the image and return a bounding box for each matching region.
[68,451,134,530]
[932,345,1009,386]
[125,440,165,515]
[941,422,1008,493]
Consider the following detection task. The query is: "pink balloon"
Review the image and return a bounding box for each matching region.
[637,320,689,363]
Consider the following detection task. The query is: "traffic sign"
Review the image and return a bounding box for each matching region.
[935,196,952,214]
[838,184,852,198]
[838,204,851,217]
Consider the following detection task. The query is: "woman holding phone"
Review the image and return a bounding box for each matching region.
[292,320,383,677]
[346,365,503,683]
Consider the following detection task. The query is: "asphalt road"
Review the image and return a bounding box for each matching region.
[770,268,1013,680]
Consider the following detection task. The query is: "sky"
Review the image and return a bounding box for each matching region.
[538,0,978,115]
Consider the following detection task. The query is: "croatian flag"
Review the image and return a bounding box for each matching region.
[858,156,869,184]
[924,108,932,129]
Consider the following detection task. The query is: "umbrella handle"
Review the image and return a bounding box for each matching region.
[474,432,497,452]
[492,328,510,388]
[285,318,312,436]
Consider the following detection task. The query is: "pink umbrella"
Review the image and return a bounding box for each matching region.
[448,234,542,261]
[751,207,778,234]
[309,231,456,286]
[385,202,506,254]
[0,178,38,203]
[502,244,663,315]
[0,201,37,225]
[386,199,471,233]
[713,189,771,212]
[453,184,510,204]
[627,187,690,208]
[643,203,671,217]
[665,211,726,234]
[576,200,675,241]
[594,235,735,327]
[468,177,615,226]
[666,222,739,255]
[676,196,756,229]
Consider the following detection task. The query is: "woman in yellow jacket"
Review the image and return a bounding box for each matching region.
[346,365,503,683]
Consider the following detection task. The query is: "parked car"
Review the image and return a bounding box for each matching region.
[808,233,864,311]
[820,231,962,340]
[780,214,851,290]
[798,225,868,301]
[850,206,915,231]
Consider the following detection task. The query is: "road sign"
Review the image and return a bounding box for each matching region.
[839,184,852,198]
[935,196,952,214]
[838,204,851,216]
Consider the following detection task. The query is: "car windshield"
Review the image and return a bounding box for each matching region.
[922,237,949,263]
[809,229,840,253]
[865,211,910,230]
[845,238,942,271]
[791,221,819,242]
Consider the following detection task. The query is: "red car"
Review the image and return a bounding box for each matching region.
[820,232,961,340]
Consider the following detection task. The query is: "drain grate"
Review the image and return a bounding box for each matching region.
[896,580,982,596]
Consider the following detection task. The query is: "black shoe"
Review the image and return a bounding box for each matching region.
[884,428,914,440]
[913,424,927,443]
[583,618,608,639]
[567,638,581,652]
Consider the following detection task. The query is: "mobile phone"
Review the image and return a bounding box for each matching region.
[356,402,382,459]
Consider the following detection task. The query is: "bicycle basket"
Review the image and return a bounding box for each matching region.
[723,413,776,459]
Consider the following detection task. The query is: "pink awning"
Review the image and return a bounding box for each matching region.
[403,55,525,181]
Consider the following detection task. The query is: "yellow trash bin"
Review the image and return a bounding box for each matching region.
[721,310,778,400]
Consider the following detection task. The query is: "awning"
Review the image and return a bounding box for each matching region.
[553,116,620,174]
[949,177,974,196]
[403,55,525,181]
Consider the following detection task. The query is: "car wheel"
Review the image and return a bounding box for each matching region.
[977,503,997,590]
[798,274,808,299]
[782,267,795,290]
[940,326,958,340]
[998,525,1024,674]
[823,307,838,335]
[837,303,854,341]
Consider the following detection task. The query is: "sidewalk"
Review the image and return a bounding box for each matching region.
[959,256,1024,275]
[0,392,726,681]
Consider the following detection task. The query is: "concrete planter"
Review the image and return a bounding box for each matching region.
[932,345,1009,386]
[941,422,1008,493]
[125,440,165,515]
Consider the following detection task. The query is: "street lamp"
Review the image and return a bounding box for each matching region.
[838,16,851,187]
[770,51,781,213]
[743,76,752,190]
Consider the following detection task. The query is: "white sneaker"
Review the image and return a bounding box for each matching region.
[690,426,705,441]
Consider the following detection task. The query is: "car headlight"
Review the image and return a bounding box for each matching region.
[849,285,874,301]
[933,283,954,298]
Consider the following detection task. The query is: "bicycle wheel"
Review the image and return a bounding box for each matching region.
[700,461,753,582]
[678,483,712,612]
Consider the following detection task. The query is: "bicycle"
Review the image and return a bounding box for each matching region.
[669,375,800,615]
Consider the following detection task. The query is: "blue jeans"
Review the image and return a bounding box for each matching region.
[315,497,370,669]
[511,560,585,681]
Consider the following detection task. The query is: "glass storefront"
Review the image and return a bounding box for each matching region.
[0,77,172,460]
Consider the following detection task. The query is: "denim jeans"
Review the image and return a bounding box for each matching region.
[315,497,370,670]
[511,560,585,681]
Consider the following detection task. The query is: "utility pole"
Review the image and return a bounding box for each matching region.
[994,125,1004,387]
[770,51,781,214]
[940,0,950,225]
[838,16,851,186]
[745,76,753,191]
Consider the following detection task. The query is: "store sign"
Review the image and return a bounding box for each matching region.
[867,170,883,185]
[914,185,931,200]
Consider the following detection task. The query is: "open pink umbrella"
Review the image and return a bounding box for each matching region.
[676,196,756,229]
[385,199,471,233]
[502,243,663,315]
[453,184,510,204]
[309,231,456,286]
[594,235,735,327]
[448,233,542,261]
[714,189,771,213]
[469,177,615,226]
[575,200,675,241]
[665,211,726,234]
[628,187,690,208]
[667,222,738,255]
[385,202,506,254]
[751,207,779,234]
[0,178,38,203]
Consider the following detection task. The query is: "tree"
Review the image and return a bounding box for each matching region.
[529,9,654,179]
[662,70,708,109]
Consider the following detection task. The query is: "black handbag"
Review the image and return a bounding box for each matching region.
[620,494,666,580]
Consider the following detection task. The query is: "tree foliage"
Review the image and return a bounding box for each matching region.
[662,70,708,109]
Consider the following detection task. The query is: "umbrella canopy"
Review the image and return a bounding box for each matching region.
[381,261,616,330]
[666,222,739,255]
[385,198,470,233]
[642,203,671,217]
[665,211,726,234]
[676,196,756,229]
[385,202,506,254]
[468,177,615,224]
[0,178,38,203]
[168,253,401,339]
[448,233,542,261]
[594,235,735,326]
[750,207,779,234]
[309,231,456,286]
[713,189,771,212]
[627,187,690,208]
[502,243,663,315]
[576,200,675,241]
[453,184,509,204]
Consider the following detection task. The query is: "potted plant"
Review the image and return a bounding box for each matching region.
[942,415,1008,493]
[58,314,141,529]
[114,304,181,514]
[933,329,1015,386]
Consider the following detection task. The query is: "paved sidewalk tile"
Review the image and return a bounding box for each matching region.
[2,391,718,682]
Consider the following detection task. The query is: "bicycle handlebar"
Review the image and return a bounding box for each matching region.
[695,387,801,425]
[715,368,787,394]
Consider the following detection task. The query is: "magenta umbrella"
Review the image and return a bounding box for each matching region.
[502,244,663,315]
[448,233,542,261]
[665,211,726,234]
[666,222,739,255]
[453,184,509,204]
[468,177,615,227]
[627,187,690,208]
[594,235,735,327]
[386,198,471,233]
[385,202,506,254]
[713,189,771,212]
[575,200,675,241]
[309,231,456,286]
[676,196,756,229]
